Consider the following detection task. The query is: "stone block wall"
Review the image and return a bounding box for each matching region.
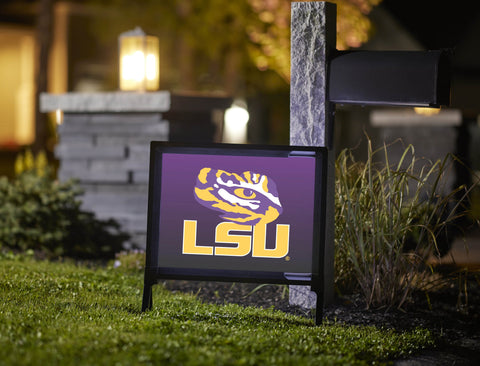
[56,112,168,248]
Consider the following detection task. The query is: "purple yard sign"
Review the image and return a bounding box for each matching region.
[158,152,316,272]
[142,142,328,320]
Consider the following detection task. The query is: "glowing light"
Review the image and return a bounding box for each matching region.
[225,106,250,127]
[55,109,63,125]
[146,54,157,81]
[121,51,146,82]
[414,107,441,116]
[118,27,159,91]
[223,102,250,144]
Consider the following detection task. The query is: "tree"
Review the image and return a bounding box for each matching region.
[247,0,383,83]
[89,0,382,94]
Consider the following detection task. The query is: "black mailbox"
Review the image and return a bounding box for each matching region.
[328,50,451,107]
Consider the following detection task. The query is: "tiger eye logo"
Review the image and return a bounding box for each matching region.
[194,168,283,226]
[181,168,290,259]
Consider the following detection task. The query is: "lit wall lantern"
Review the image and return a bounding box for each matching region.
[119,27,159,91]
[223,100,250,144]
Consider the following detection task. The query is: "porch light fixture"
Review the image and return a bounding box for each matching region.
[119,27,159,91]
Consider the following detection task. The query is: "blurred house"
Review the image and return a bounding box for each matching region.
[0,0,479,202]
[0,1,72,175]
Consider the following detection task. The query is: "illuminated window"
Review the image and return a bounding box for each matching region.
[0,26,35,148]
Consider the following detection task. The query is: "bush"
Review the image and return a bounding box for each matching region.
[112,249,145,273]
[334,138,467,309]
[0,170,129,260]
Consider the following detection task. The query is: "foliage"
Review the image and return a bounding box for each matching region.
[89,0,382,93]
[112,249,145,273]
[247,0,383,82]
[0,154,129,259]
[14,149,48,177]
[334,139,467,309]
[0,257,435,365]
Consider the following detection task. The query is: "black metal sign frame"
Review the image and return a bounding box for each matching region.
[141,142,328,323]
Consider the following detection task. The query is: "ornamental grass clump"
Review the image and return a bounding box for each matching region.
[335,139,466,310]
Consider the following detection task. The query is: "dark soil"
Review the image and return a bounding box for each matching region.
[163,274,480,365]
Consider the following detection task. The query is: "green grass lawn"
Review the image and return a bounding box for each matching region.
[0,255,435,365]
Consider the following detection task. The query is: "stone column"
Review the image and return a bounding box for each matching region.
[289,1,336,309]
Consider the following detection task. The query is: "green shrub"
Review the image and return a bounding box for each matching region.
[112,249,145,273]
[0,170,129,260]
[14,149,48,177]
[334,138,467,309]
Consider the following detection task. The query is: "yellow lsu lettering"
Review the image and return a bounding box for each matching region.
[182,220,290,258]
